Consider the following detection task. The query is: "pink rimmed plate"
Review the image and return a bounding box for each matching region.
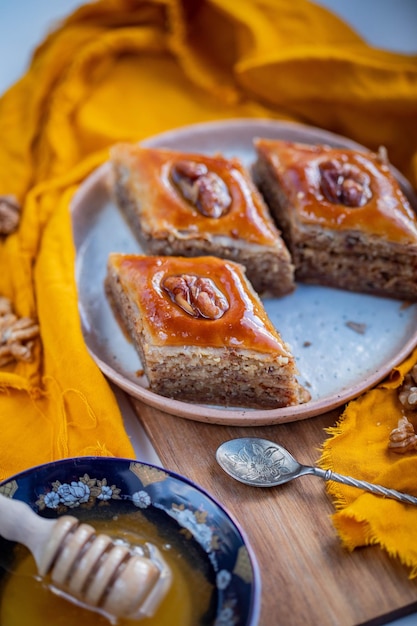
[71,119,417,425]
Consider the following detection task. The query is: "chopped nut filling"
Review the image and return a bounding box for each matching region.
[0,195,21,235]
[0,296,39,366]
[387,367,417,453]
[345,321,367,335]
[398,365,417,411]
[388,415,417,454]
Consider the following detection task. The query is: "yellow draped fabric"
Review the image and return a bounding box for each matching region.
[1,0,417,575]
[320,349,417,578]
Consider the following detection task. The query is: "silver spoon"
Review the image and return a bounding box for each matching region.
[216,437,417,506]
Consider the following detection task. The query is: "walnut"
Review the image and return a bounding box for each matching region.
[171,160,232,218]
[398,364,417,411]
[162,274,229,319]
[388,415,417,454]
[0,296,39,367]
[0,195,21,235]
[319,159,372,208]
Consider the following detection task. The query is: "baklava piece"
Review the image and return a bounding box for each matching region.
[109,143,294,297]
[105,254,309,409]
[253,138,417,300]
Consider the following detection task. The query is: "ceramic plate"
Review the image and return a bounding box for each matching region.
[71,119,417,425]
[0,456,260,625]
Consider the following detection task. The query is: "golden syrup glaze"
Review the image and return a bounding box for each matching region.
[255,139,417,244]
[108,253,291,356]
[111,143,280,245]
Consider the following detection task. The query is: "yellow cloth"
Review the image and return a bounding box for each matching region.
[319,349,417,578]
[1,0,417,573]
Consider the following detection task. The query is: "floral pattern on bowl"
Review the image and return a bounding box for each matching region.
[35,474,122,511]
[0,456,260,626]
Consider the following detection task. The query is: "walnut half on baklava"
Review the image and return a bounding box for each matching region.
[253,138,417,301]
[105,254,309,409]
[109,143,295,298]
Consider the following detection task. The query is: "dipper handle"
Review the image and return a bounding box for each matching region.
[0,493,171,619]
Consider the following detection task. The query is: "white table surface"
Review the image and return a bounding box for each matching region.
[1,2,417,624]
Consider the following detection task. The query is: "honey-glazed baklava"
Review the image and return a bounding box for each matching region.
[110,143,295,298]
[253,138,417,300]
[105,253,309,409]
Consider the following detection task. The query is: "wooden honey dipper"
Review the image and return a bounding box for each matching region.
[0,493,172,620]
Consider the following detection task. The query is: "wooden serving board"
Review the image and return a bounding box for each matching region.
[131,398,417,626]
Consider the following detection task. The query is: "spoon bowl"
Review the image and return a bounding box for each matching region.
[216,437,417,505]
[216,438,307,487]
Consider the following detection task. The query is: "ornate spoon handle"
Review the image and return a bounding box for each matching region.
[313,467,417,505]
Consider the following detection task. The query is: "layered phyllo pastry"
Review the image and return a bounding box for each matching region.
[105,253,309,409]
[110,143,295,297]
[253,138,417,300]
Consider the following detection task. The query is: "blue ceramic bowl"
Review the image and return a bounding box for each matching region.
[0,456,261,626]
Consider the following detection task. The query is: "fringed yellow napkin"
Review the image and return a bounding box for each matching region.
[319,348,417,578]
[0,3,417,575]
[0,152,135,479]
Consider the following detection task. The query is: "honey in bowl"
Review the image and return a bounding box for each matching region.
[0,509,216,626]
[0,457,260,626]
